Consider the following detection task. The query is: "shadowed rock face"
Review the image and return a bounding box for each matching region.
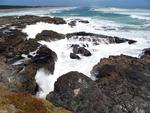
[140,48,150,62]
[66,32,136,45]
[46,71,110,113]
[31,45,57,74]
[91,55,150,113]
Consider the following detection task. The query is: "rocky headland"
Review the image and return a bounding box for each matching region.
[0,15,149,113]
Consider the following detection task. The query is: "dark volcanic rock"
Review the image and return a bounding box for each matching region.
[143,48,150,56]
[78,20,89,24]
[0,29,27,57]
[46,71,109,113]
[70,53,80,59]
[31,45,57,74]
[0,56,37,94]
[140,47,150,58]
[66,32,137,45]
[68,21,76,27]
[0,15,63,95]
[0,15,66,28]
[72,46,92,57]
[0,45,57,94]
[91,55,150,113]
[35,30,65,41]
[68,19,89,27]
[14,39,40,55]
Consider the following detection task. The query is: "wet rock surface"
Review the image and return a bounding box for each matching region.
[36,30,65,41]
[46,71,109,113]
[140,47,150,60]
[68,19,89,27]
[0,15,66,28]
[31,45,57,74]
[66,32,137,45]
[70,53,80,59]
[72,46,92,57]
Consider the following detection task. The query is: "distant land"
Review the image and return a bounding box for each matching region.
[0,5,39,9]
[0,5,70,9]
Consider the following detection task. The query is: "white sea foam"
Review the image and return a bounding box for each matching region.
[22,16,150,98]
[35,37,149,98]
[92,7,150,20]
[130,15,150,20]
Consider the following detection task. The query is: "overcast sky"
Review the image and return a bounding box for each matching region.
[0,0,150,8]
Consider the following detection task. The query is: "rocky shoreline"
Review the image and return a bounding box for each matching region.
[0,15,150,113]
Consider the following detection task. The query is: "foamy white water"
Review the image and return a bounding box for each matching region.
[21,8,150,98]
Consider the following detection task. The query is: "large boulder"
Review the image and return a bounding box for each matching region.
[0,85,73,113]
[35,30,65,41]
[91,55,150,113]
[46,71,109,113]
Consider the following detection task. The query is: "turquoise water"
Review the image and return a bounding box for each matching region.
[0,7,150,31]
[50,7,150,30]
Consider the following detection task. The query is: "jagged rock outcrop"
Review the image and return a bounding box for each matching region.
[0,16,64,94]
[66,32,136,45]
[47,55,150,113]
[72,46,91,57]
[0,45,57,94]
[68,19,89,27]
[91,55,150,113]
[0,15,66,28]
[46,71,110,113]
[140,48,150,62]
[31,45,57,74]
[0,56,37,94]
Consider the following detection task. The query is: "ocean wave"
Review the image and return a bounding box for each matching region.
[130,15,150,20]
[91,7,150,21]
